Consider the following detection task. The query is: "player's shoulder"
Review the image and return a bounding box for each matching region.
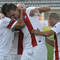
[26,7,36,15]
[52,22,60,30]
[0,17,11,22]
[26,7,36,12]
[2,17,11,20]
[26,7,36,11]
[55,22,60,27]
[27,7,36,9]
[56,22,60,25]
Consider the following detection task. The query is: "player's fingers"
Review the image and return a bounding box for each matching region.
[31,30,35,34]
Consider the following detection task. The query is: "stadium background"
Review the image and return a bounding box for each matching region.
[0,0,60,60]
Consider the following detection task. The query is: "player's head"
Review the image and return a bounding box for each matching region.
[48,13,60,26]
[1,3,20,19]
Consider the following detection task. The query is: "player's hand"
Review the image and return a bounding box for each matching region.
[32,29,40,35]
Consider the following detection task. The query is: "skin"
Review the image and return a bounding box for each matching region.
[6,8,25,28]
[7,8,20,19]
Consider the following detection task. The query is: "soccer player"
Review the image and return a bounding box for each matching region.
[32,13,60,60]
[0,4,24,60]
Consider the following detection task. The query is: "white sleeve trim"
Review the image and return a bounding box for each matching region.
[11,21,17,29]
[51,27,58,34]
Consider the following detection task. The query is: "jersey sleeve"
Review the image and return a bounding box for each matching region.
[0,17,17,30]
[26,7,40,16]
[26,7,41,31]
[37,20,42,31]
[7,18,17,29]
[26,7,36,15]
[51,22,60,34]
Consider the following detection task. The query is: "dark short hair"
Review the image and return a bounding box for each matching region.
[1,3,17,16]
[49,13,60,20]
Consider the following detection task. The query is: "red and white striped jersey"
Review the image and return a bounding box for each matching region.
[0,17,17,56]
[22,7,45,49]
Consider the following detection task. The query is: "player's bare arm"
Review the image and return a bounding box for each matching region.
[38,7,51,12]
[15,8,25,28]
[45,37,54,47]
[30,7,51,16]
[32,29,54,37]
[19,8,25,26]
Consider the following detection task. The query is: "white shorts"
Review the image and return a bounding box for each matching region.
[21,48,33,60]
[9,54,21,60]
[33,44,47,60]
[0,55,11,60]
[0,55,21,60]
[21,44,47,60]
